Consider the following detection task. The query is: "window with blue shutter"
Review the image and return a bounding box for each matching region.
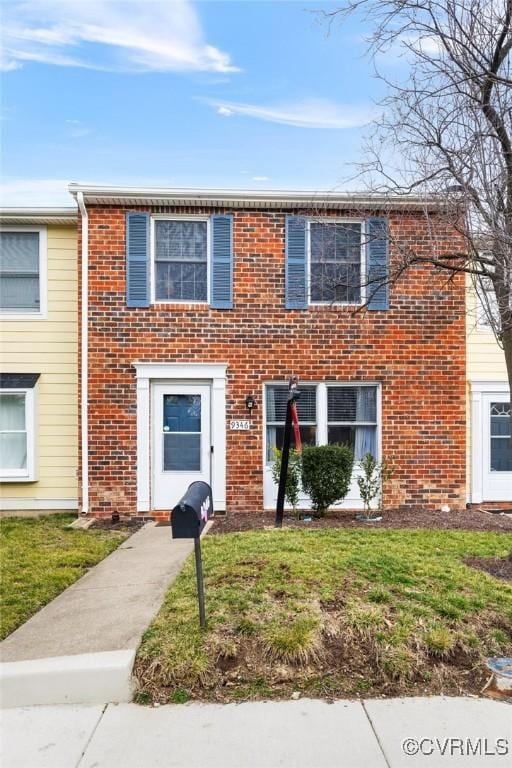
[366,217,389,310]
[126,212,149,307]
[211,214,233,309]
[285,216,307,309]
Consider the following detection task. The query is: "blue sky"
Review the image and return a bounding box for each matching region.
[0,0,393,205]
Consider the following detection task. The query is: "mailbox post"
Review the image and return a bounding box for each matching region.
[275,376,301,528]
[171,481,213,628]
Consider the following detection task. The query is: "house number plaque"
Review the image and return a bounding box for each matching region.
[229,420,251,430]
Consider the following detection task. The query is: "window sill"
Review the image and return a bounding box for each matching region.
[0,312,47,321]
[0,475,37,483]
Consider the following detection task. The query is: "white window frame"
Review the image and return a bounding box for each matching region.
[263,381,381,468]
[307,218,366,307]
[150,215,211,306]
[0,387,37,481]
[0,225,48,320]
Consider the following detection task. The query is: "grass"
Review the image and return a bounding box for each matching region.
[0,514,130,639]
[135,527,512,703]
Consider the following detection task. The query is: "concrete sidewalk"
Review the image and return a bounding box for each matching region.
[1,697,510,768]
[0,523,201,707]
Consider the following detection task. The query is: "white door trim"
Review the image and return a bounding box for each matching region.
[134,363,227,512]
[470,380,510,503]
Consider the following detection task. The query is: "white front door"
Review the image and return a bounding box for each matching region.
[482,394,512,501]
[152,384,211,510]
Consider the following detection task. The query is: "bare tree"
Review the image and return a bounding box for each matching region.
[321,0,512,403]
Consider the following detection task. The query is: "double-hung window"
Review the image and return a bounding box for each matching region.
[0,388,36,480]
[0,228,46,317]
[153,219,208,302]
[309,221,363,304]
[265,385,317,462]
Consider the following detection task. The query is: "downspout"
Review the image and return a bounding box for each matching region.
[77,192,89,514]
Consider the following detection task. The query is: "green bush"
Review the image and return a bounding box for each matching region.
[271,448,302,512]
[301,444,354,516]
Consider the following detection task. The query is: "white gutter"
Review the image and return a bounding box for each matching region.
[68,183,449,211]
[77,192,89,515]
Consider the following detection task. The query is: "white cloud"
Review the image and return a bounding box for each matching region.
[252,175,269,181]
[1,1,238,74]
[65,119,92,138]
[0,179,73,206]
[204,98,374,129]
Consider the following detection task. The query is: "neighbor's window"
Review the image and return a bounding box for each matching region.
[310,222,362,303]
[154,220,208,302]
[0,231,42,314]
[490,401,512,472]
[327,385,378,460]
[265,385,317,462]
[0,390,35,479]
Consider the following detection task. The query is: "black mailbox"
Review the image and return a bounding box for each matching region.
[171,481,213,539]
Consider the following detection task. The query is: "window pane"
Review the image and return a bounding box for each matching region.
[155,261,207,301]
[163,395,201,433]
[490,438,512,471]
[0,432,27,470]
[155,221,207,262]
[328,424,377,460]
[310,223,361,264]
[266,425,316,462]
[0,232,39,272]
[328,386,376,423]
[0,275,40,311]
[266,386,316,422]
[0,393,26,430]
[163,433,200,471]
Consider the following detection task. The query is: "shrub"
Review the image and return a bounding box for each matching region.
[356,453,394,519]
[271,448,301,513]
[301,444,354,516]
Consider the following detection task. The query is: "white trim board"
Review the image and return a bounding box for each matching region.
[133,362,227,512]
[0,498,78,511]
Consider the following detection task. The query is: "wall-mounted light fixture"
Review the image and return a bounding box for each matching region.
[245,394,256,411]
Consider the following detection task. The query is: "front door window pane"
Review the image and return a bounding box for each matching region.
[163,394,201,471]
[490,401,512,471]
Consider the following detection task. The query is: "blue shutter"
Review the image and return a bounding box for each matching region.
[366,217,389,310]
[285,216,307,309]
[211,214,233,309]
[126,212,150,307]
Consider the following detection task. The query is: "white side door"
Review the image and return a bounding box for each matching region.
[482,394,512,501]
[152,384,211,510]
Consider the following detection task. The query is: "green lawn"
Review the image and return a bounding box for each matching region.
[135,528,512,703]
[0,514,129,640]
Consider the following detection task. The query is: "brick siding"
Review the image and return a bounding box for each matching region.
[79,205,467,519]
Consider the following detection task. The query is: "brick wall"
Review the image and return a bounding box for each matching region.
[80,205,467,518]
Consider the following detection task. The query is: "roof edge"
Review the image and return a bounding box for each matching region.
[68,183,449,211]
[0,206,77,224]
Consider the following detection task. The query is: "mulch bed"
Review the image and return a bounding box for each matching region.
[465,555,512,580]
[211,507,512,535]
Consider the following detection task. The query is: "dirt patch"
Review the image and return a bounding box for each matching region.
[211,508,512,535]
[90,518,145,533]
[465,555,512,580]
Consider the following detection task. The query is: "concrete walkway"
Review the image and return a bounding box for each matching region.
[0,523,202,707]
[1,697,510,768]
